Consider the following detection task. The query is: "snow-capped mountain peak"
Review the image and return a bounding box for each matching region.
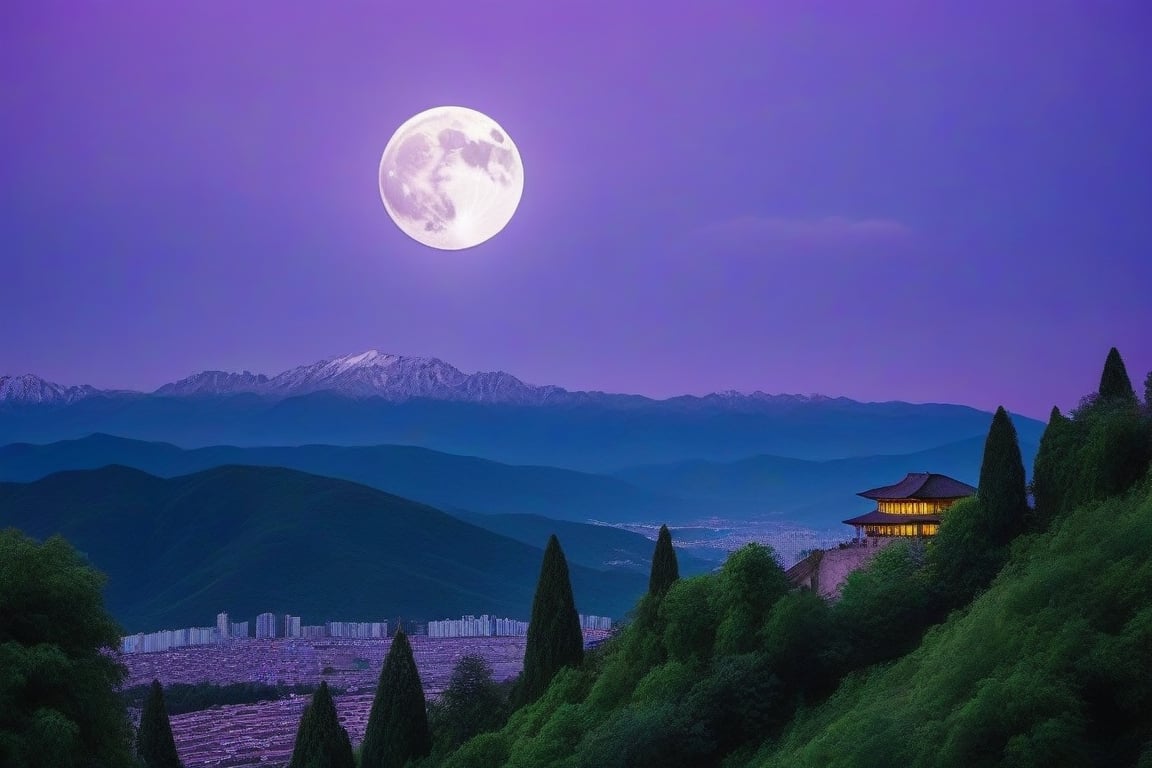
[0,374,101,405]
[2,351,836,409]
[265,351,466,399]
[154,370,270,397]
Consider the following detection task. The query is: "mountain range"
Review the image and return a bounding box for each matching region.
[0,433,693,522]
[0,433,1038,529]
[0,351,1043,471]
[0,465,652,632]
[1,350,838,407]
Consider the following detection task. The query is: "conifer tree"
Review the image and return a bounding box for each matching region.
[648,524,680,596]
[288,700,315,768]
[137,679,182,768]
[519,534,584,706]
[1144,370,1152,411]
[434,654,506,749]
[288,681,355,768]
[1098,347,1136,404]
[1030,406,1072,529]
[977,406,1028,546]
[360,630,431,768]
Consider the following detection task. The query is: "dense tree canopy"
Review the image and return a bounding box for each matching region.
[758,480,1152,768]
[0,529,136,768]
[429,654,507,753]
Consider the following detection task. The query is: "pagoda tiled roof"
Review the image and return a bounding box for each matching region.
[842,510,943,526]
[857,472,977,501]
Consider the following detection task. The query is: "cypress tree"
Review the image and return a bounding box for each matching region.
[360,630,431,768]
[288,681,355,768]
[288,699,316,768]
[1098,347,1136,404]
[977,406,1029,546]
[137,679,182,768]
[648,524,680,596]
[519,535,584,706]
[1030,406,1072,530]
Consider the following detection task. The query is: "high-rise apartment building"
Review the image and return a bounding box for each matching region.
[256,612,278,639]
[217,612,230,639]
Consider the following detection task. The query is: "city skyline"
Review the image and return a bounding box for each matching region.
[120,609,614,654]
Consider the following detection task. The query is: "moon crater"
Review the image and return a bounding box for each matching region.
[379,106,524,250]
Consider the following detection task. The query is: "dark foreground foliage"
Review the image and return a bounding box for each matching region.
[516,534,584,708]
[137,679,182,768]
[0,529,137,768]
[287,681,354,768]
[360,630,432,768]
[648,524,680,597]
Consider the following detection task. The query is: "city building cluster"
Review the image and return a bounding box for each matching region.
[579,614,613,631]
[426,613,613,639]
[122,613,251,654]
[426,615,527,638]
[121,610,615,653]
[121,611,386,654]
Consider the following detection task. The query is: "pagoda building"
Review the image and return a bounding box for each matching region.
[843,472,977,539]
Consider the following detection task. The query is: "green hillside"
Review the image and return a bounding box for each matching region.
[427,351,1152,768]
[0,465,647,632]
[753,481,1152,767]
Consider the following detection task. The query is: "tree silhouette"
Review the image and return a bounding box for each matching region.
[519,535,584,706]
[287,680,354,768]
[433,654,506,749]
[648,524,680,597]
[1098,347,1136,404]
[1030,406,1072,529]
[976,406,1029,546]
[137,679,182,768]
[360,630,431,768]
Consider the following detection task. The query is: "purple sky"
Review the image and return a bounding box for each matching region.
[2,2,1150,420]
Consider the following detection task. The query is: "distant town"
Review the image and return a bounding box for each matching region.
[120,611,616,654]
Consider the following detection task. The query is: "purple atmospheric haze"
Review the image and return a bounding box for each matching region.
[2,2,1149,420]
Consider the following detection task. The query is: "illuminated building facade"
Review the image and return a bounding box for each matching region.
[843,472,977,538]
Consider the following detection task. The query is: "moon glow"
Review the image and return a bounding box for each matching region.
[379,106,524,250]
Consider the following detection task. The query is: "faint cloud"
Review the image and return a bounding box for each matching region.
[694,216,913,251]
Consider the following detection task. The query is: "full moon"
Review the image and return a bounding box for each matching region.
[379,106,524,250]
